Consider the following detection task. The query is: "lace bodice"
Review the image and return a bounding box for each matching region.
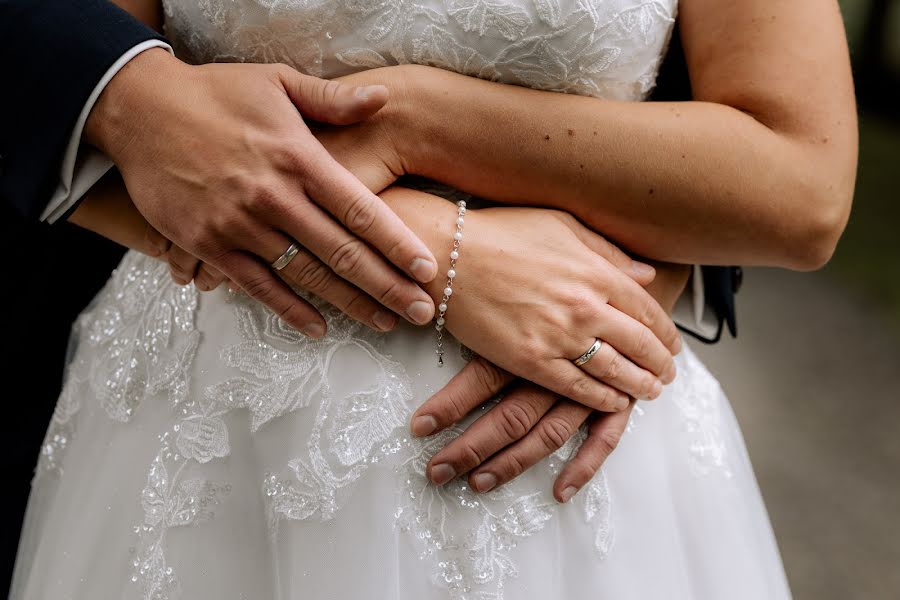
[162,0,677,102]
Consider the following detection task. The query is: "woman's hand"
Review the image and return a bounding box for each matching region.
[383,188,682,414]
[411,263,690,501]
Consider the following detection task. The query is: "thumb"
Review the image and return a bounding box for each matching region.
[278,68,389,125]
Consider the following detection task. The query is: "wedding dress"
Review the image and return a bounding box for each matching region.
[11,1,792,598]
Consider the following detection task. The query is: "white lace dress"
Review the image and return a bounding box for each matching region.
[11,1,792,599]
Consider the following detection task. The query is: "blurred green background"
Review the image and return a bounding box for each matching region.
[692,2,900,598]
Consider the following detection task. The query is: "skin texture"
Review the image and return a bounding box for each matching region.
[84,48,441,338]
[312,0,857,270]
[71,0,857,501]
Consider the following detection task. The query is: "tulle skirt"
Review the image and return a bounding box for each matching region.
[11,251,791,600]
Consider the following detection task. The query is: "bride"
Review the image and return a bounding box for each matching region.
[11,0,856,598]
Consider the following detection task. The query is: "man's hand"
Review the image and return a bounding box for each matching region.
[410,260,690,503]
[84,49,439,337]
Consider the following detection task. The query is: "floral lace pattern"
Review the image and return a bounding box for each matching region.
[30,0,735,597]
[39,249,732,600]
[162,0,677,102]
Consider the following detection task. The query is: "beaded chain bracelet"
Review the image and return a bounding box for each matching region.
[435,200,466,366]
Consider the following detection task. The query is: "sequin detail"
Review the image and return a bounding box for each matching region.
[162,0,676,102]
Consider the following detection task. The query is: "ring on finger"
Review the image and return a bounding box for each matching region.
[573,338,603,367]
[271,242,300,271]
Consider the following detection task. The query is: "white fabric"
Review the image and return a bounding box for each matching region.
[40,40,173,224]
[672,264,721,339]
[14,1,788,599]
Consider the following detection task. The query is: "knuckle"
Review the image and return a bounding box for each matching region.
[568,295,598,324]
[470,358,508,395]
[501,453,527,479]
[438,391,472,424]
[633,327,653,361]
[242,275,277,302]
[566,376,593,400]
[328,239,366,279]
[600,352,623,381]
[248,183,282,216]
[597,428,622,456]
[536,416,573,452]
[495,403,535,440]
[638,294,659,329]
[292,257,333,293]
[457,443,488,471]
[376,280,406,309]
[342,194,378,236]
[570,462,598,486]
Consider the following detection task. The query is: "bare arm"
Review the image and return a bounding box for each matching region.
[374,0,857,270]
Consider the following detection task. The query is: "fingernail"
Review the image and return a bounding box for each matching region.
[355,84,387,100]
[409,257,437,283]
[614,395,630,411]
[430,463,456,486]
[472,472,497,493]
[373,310,397,331]
[559,486,578,503]
[411,415,438,437]
[662,363,677,385]
[650,380,663,399]
[407,300,434,325]
[301,322,326,339]
[673,334,683,355]
[631,262,656,280]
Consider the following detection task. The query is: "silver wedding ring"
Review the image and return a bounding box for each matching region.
[573,339,603,367]
[271,242,300,271]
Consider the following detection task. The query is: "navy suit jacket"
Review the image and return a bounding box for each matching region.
[0,0,164,220]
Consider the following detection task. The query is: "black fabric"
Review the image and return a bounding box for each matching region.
[0,0,164,220]
[0,0,158,592]
[649,29,739,344]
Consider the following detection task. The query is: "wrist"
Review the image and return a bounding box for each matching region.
[84,48,187,160]
[379,188,461,302]
[382,65,444,178]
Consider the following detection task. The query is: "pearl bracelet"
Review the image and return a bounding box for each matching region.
[435,200,466,367]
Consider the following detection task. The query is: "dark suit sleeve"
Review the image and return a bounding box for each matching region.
[0,0,165,221]
[651,26,739,343]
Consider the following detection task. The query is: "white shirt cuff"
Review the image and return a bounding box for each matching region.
[672,265,720,339]
[41,40,174,223]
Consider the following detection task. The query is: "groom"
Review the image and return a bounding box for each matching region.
[1,0,739,592]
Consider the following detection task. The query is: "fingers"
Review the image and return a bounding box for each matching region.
[274,197,436,325]
[217,250,327,338]
[425,383,557,485]
[411,356,514,437]
[607,274,682,356]
[166,244,201,285]
[194,263,228,291]
[553,402,635,503]
[575,339,663,400]
[588,304,676,382]
[299,153,438,285]
[468,400,592,493]
[274,242,399,332]
[278,67,389,125]
[569,226,656,286]
[532,359,631,413]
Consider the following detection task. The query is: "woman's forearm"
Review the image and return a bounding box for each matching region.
[391,64,855,270]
